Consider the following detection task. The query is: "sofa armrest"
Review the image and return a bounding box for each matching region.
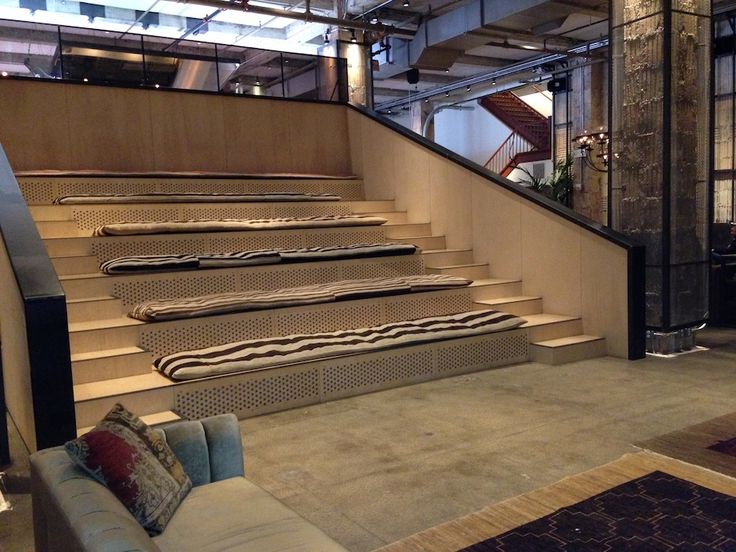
[159,413,244,487]
[30,448,161,552]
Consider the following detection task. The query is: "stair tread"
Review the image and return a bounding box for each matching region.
[59,273,105,281]
[77,410,180,436]
[533,334,604,348]
[476,295,541,305]
[69,317,143,332]
[468,278,521,286]
[66,295,118,304]
[75,372,173,402]
[521,313,580,327]
[71,346,148,362]
[422,248,473,254]
[427,262,488,269]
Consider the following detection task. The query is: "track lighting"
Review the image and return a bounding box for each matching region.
[403,0,409,6]
[255,78,261,86]
[491,78,496,85]
[445,91,449,97]
[466,85,471,91]
[324,32,329,44]
[350,29,357,43]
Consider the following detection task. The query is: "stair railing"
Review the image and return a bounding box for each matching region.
[484,132,534,175]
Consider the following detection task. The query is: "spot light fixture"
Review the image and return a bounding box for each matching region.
[1,71,7,77]
[466,85,471,91]
[350,29,357,43]
[323,30,330,44]
[403,0,410,6]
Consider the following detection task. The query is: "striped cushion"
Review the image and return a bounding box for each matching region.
[92,215,387,236]
[54,192,341,204]
[129,275,470,321]
[153,310,526,381]
[98,243,417,274]
[100,254,200,274]
[279,243,417,262]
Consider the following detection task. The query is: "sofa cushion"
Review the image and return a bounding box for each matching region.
[64,403,192,535]
[153,477,348,552]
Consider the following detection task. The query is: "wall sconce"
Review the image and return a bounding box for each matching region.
[572,128,609,172]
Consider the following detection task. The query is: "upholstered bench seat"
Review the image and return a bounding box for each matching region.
[153,477,345,552]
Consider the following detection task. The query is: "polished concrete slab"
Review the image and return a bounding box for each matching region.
[2,327,736,551]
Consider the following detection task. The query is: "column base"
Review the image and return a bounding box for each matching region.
[645,327,700,355]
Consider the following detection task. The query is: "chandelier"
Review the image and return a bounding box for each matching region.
[572,128,609,172]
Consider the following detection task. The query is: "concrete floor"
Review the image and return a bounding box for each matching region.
[2,327,736,551]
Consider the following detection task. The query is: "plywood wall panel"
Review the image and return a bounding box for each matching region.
[581,233,629,356]
[149,92,226,172]
[222,97,292,173]
[428,155,473,250]
[65,86,155,171]
[287,102,351,175]
[471,177,522,279]
[0,80,72,170]
[520,205,582,316]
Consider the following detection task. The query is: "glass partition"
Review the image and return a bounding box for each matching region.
[0,18,348,101]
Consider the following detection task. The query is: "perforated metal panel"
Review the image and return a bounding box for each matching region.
[342,257,425,279]
[59,180,153,196]
[72,208,179,230]
[113,273,238,305]
[436,333,528,373]
[323,350,434,395]
[159,181,245,194]
[180,206,271,221]
[239,266,341,291]
[140,315,272,356]
[328,182,364,200]
[19,179,54,203]
[304,230,385,247]
[175,369,321,419]
[277,303,383,334]
[385,293,473,322]
[207,234,303,252]
[277,204,351,218]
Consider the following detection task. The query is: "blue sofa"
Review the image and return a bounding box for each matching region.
[30,414,348,552]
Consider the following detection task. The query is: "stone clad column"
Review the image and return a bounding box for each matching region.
[609,0,711,350]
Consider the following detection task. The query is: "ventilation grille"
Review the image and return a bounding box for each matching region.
[18,177,364,204]
[323,350,434,395]
[304,230,385,248]
[72,208,179,230]
[238,266,341,292]
[436,333,528,373]
[277,303,384,335]
[175,369,320,419]
[113,273,238,305]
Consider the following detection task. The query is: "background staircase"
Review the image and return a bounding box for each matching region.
[481,91,551,176]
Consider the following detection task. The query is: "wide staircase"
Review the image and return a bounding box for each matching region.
[19,172,605,436]
[480,91,551,176]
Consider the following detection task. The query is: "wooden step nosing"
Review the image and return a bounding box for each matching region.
[532,336,605,349]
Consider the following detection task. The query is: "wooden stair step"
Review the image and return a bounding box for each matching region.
[361,211,407,224]
[468,278,523,300]
[475,295,542,316]
[421,248,474,266]
[348,200,396,212]
[383,222,432,238]
[425,263,489,279]
[530,335,607,365]
[388,235,446,250]
[51,254,99,275]
[77,410,181,437]
[66,296,123,323]
[69,317,143,332]
[71,346,153,385]
[74,372,175,427]
[521,313,583,342]
[35,220,86,238]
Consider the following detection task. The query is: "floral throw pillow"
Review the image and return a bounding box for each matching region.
[65,403,192,535]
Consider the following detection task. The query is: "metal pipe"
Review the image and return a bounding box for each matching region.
[176,0,416,37]
[421,104,473,137]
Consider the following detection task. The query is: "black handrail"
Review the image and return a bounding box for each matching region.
[0,143,76,451]
[347,103,647,359]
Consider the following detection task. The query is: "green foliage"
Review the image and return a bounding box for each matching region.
[515,155,574,206]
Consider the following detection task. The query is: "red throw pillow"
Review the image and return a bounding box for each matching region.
[65,403,191,535]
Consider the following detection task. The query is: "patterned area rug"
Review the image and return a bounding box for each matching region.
[459,471,736,551]
[709,437,736,458]
[377,453,736,552]
[636,412,736,478]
